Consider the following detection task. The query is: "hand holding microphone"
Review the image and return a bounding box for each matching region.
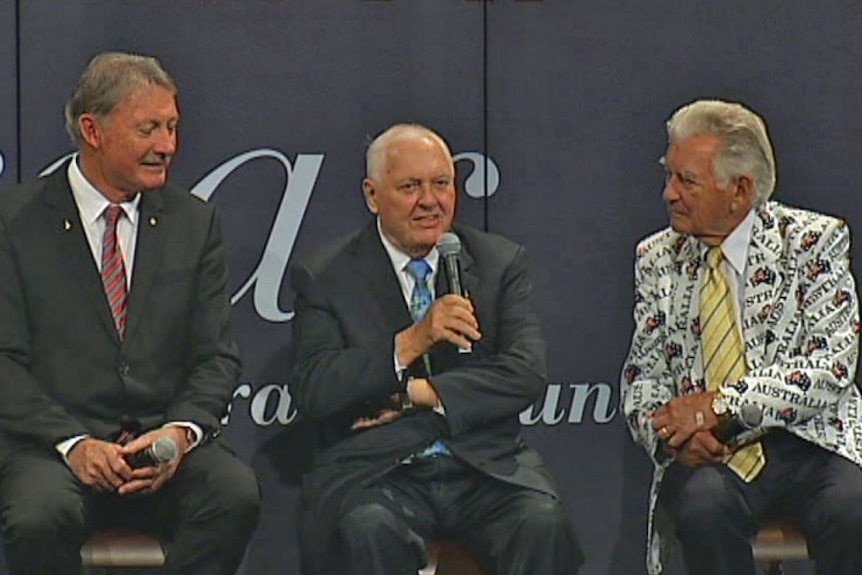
[712,403,763,448]
[395,232,480,366]
[126,436,178,468]
[116,430,188,495]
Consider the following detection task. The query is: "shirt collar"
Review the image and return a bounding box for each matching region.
[67,155,141,225]
[716,209,756,275]
[375,218,439,274]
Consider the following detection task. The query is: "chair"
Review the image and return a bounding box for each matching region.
[80,528,169,575]
[751,522,810,575]
[422,541,489,575]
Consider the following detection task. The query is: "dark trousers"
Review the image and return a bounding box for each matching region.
[0,441,261,575]
[330,454,583,575]
[659,431,862,575]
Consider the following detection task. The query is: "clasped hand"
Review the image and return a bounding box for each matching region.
[353,296,481,431]
[351,377,443,431]
[67,427,188,495]
[650,392,728,467]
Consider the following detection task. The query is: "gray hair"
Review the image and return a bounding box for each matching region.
[64,52,177,144]
[365,123,452,181]
[667,99,776,206]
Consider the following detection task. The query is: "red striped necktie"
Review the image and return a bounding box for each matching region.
[101,205,128,339]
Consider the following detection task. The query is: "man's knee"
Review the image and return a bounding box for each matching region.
[662,466,745,534]
[495,493,583,571]
[211,460,261,526]
[181,450,261,530]
[816,468,862,536]
[339,503,401,544]
[514,495,571,535]
[2,485,87,545]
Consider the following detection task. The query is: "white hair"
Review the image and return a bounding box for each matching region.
[667,99,776,206]
[365,124,452,182]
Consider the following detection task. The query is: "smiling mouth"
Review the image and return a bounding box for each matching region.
[140,163,169,173]
[141,155,171,168]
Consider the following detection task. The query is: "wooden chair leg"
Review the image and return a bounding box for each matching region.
[425,541,489,575]
[80,528,168,575]
[751,521,809,575]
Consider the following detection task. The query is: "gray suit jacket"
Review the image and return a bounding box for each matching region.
[0,164,241,451]
[290,221,558,562]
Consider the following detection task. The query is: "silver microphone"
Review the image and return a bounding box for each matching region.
[126,436,178,468]
[436,232,471,354]
[713,404,763,447]
[436,232,464,297]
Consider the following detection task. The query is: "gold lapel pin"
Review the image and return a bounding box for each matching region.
[149,217,158,227]
[63,219,73,231]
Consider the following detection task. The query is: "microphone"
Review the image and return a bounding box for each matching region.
[126,436,178,468]
[436,232,471,354]
[436,232,465,297]
[712,404,763,447]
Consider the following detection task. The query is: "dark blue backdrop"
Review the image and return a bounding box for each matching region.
[2,2,860,574]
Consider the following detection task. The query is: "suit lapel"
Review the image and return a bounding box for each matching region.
[124,190,166,342]
[671,235,705,389]
[43,170,119,342]
[741,206,783,370]
[352,223,414,338]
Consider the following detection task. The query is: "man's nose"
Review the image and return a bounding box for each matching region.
[154,130,177,155]
[417,182,437,204]
[663,180,678,202]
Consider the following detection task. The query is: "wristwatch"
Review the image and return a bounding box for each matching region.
[711,392,730,418]
[400,377,415,411]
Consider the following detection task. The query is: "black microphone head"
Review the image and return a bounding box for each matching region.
[738,403,763,429]
[436,232,461,257]
[151,436,178,463]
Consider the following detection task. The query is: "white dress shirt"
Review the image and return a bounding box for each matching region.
[56,157,200,460]
[709,209,757,332]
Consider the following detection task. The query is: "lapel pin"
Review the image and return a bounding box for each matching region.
[63,219,73,231]
[149,217,158,227]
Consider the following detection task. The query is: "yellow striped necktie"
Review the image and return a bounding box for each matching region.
[700,247,765,482]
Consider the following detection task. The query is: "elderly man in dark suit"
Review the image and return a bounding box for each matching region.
[0,52,260,575]
[290,123,583,575]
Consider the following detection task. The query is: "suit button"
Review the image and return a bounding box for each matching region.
[118,362,131,376]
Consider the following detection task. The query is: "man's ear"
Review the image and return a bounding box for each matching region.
[78,114,102,150]
[362,179,379,214]
[731,174,755,213]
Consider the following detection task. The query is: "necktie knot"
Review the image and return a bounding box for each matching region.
[104,204,123,228]
[405,258,431,283]
[706,246,723,270]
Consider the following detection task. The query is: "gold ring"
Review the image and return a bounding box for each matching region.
[661,426,670,437]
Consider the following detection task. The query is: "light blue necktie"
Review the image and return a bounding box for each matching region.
[404,258,450,458]
[406,258,433,322]
[405,258,434,377]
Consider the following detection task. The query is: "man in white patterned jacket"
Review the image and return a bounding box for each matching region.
[621,99,862,575]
